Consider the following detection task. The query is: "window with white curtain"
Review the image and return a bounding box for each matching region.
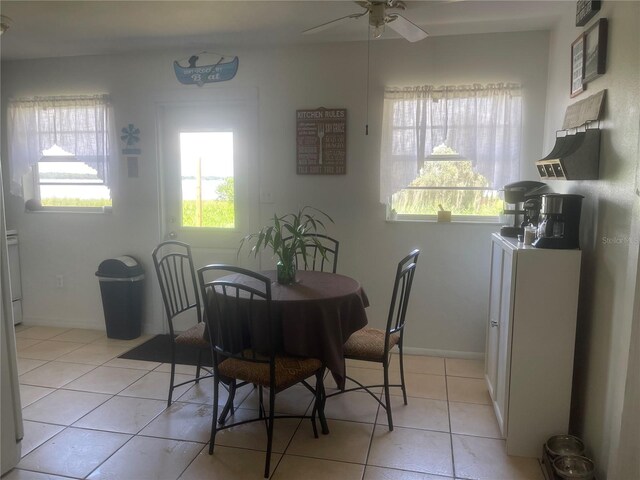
[7,95,114,209]
[380,83,522,219]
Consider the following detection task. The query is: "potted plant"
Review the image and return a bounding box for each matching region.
[239,206,334,284]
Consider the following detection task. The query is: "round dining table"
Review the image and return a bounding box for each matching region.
[214,269,370,390]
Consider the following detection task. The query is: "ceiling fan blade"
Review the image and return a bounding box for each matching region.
[303,11,367,35]
[386,13,428,42]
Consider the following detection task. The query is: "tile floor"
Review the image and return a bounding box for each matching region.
[6,325,545,480]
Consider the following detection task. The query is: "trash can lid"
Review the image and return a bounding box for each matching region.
[96,255,144,278]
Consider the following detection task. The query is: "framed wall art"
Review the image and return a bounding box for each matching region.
[583,18,608,83]
[576,0,601,27]
[296,108,347,175]
[570,34,586,98]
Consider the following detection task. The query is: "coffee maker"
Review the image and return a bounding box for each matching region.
[532,194,584,249]
[500,181,547,238]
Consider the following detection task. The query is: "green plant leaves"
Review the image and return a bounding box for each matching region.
[238,206,334,266]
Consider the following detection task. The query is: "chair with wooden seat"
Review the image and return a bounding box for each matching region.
[198,264,327,478]
[334,249,419,431]
[284,233,339,273]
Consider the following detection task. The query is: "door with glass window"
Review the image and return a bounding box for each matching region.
[157,100,258,266]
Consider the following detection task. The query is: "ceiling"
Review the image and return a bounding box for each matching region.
[0,1,569,61]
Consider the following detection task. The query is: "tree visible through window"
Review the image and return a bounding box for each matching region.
[391,144,502,216]
[380,84,521,219]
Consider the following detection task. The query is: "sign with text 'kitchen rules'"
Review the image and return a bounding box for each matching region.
[296,108,346,175]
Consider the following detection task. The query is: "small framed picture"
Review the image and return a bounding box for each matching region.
[570,34,585,98]
[583,18,608,83]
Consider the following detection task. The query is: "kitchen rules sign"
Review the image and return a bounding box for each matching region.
[296,108,346,175]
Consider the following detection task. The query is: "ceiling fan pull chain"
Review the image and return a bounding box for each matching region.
[366,24,371,136]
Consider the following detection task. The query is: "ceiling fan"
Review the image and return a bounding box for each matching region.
[303,0,428,42]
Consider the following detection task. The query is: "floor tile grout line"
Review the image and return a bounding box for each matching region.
[12,465,81,480]
[361,390,382,479]
[80,429,140,480]
[445,373,458,479]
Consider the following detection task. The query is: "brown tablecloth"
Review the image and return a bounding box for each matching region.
[213,270,369,389]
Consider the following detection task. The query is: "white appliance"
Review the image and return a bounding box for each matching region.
[0,166,23,474]
[7,229,22,325]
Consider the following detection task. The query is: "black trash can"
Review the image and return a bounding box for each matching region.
[96,256,144,340]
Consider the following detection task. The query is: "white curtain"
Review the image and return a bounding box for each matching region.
[380,83,522,204]
[7,95,113,196]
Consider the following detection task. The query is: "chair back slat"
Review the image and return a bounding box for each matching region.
[385,249,420,349]
[199,265,273,366]
[152,241,201,336]
[284,233,339,273]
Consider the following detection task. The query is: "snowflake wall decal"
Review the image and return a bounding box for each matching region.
[121,124,140,146]
[120,123,141,156]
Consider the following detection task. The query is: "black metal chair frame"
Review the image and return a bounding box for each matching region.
[198,264,328,478]
[283,233,339,273]
[327,249,420,431]
[153,241,240,419]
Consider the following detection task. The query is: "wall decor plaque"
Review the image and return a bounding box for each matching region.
[583,18,608,83]
[576,0,601,27]
[570,34,586,98]
[296,108,346,175]
[173,52,238,87]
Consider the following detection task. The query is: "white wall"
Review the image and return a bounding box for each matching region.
[542,2,640,478]
[1,29,550,357]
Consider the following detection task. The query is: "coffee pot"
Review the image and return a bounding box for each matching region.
[500,181,547,238]
[532,194,584,249]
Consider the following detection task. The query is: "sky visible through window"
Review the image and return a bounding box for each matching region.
[180,132,233,201]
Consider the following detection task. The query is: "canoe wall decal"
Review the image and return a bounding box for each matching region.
[173,54,239,86]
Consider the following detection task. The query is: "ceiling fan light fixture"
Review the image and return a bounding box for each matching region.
[304,0,426,43]
[372,23,385,39]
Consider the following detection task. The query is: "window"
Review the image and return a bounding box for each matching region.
[380,83,522,220]
[7,95,113,209]
[179,131,235,228]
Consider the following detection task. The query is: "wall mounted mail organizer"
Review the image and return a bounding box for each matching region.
[536,90,605,180]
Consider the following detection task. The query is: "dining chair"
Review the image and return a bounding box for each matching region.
[285,233,339,273]
[153,241,240,419]
[198,264,327,478]
[152,240,215,407]
[332,249,420,431]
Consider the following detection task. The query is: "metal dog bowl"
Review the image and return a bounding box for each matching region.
[552,455,595,479]
[545,435,585,459]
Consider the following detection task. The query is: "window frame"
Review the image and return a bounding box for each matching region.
[8,94,114,213]
[380,83,522,223]
[30,155,112,213]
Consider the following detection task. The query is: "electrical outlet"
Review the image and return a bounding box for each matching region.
[55,275,64,288]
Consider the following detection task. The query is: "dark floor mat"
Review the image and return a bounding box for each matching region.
[118,334,212,367]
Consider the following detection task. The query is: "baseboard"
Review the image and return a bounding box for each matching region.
[21,316,105,331]
[20,316,164,336]
[17,317,485,360]
[402,346,484,360]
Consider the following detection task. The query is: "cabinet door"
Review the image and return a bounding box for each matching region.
[485,240,503,400]
[495,246,515,435]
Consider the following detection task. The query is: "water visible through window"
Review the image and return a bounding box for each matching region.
[179,131,234,228]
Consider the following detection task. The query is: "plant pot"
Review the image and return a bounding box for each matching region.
[276,261,297,285]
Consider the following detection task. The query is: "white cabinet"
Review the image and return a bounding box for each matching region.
[485,233,581,457]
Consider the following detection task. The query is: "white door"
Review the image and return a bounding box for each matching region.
[157,98,259,268]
